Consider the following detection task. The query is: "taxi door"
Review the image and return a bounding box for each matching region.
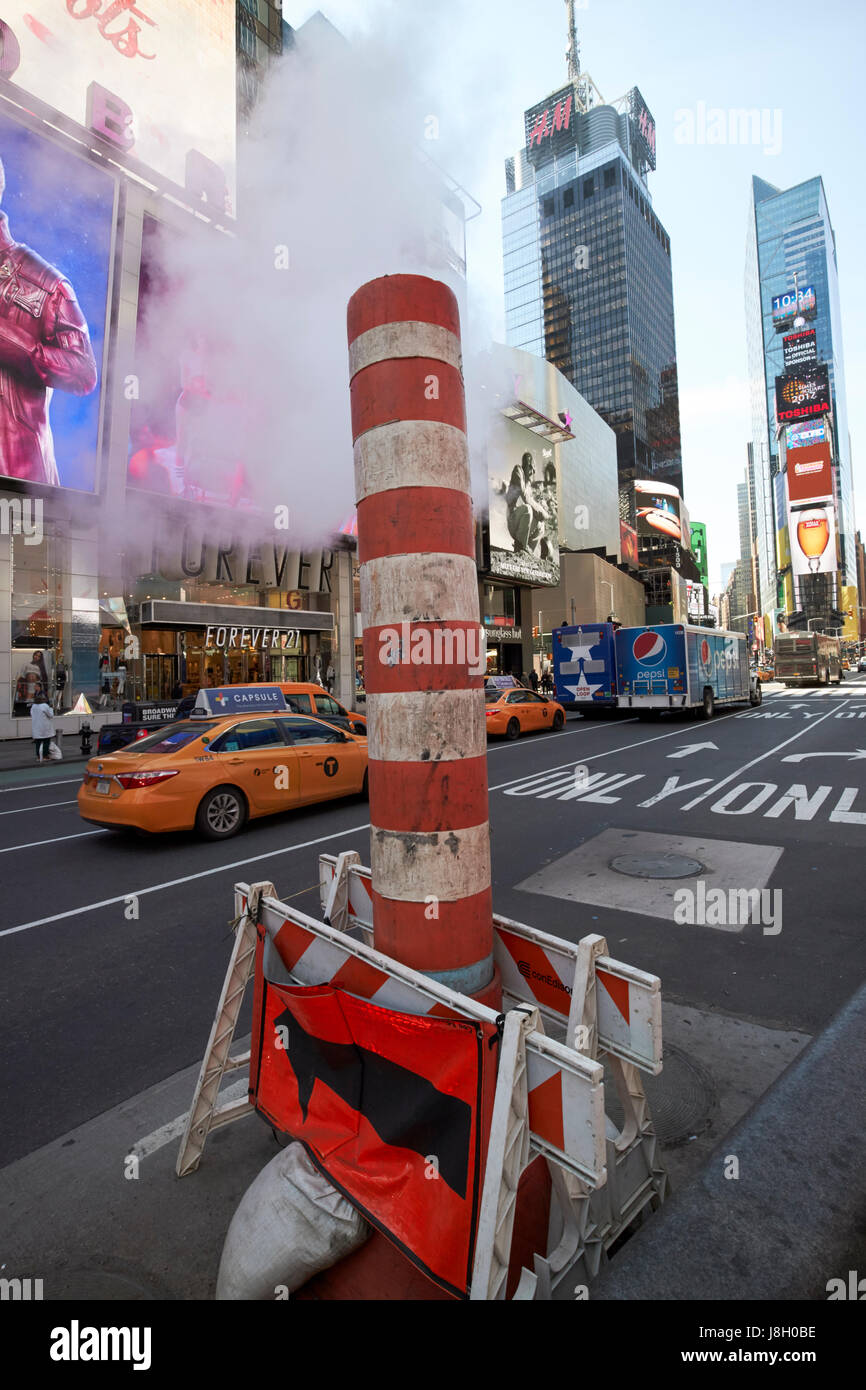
[528,692,553,729]
[207,719,299,815]
[277,717,363,803]
[505,689,539,731]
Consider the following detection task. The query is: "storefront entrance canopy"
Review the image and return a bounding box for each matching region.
[139,601,335,634]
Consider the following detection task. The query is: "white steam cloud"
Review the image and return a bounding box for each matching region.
[133,2,521,548]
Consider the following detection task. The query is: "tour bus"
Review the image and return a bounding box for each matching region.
[774,632,842,688]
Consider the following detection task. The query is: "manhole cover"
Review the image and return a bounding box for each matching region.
[610,852,704,880]
[642,1044,716,1146]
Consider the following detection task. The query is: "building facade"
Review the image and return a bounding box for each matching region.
[0,7,353,739]
[480,343,626,678]
[745,174,855,635]
[502,82,684,531]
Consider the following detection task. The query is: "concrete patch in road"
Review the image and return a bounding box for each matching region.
[515,827,783,931]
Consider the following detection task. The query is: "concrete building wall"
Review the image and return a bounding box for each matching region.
[531,553,645,636]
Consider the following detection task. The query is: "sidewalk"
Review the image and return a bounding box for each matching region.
[0,733,91,775]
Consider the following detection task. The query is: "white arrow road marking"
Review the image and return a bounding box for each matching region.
[667,742,718,759]
[680,701,848,811]
[783,750,866,762]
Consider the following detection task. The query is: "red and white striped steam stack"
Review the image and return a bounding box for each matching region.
[347,275,497,1005]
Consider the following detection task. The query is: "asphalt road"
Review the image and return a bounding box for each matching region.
[2,677,866,1171]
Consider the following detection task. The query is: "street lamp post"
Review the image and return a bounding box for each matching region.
[600,580,615,619]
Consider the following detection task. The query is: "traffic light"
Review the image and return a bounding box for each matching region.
[532,626,540,639]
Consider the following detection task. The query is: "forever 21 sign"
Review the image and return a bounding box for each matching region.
[204,625,300,651]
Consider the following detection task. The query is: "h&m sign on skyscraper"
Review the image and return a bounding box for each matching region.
[524,86,577,164]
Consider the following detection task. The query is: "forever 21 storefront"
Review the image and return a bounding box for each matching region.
[118,529,342,703]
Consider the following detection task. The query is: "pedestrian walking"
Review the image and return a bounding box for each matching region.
[326,662,335,693]
[29,690,54,762]
[529,669,539,692]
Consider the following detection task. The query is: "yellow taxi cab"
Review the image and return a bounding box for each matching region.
[78,708,368,840]
[277,683,366,736]
[485,685,565,739]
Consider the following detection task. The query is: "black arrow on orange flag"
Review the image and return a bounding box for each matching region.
[274,1006,473,1199]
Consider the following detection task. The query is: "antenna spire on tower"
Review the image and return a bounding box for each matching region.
[565,0,580,80]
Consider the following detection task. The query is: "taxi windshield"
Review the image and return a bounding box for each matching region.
[122,721,218,755]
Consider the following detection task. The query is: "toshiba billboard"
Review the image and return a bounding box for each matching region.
[0,4,236,205]
[786,442,833,505]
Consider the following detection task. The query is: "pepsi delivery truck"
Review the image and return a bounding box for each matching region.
[552,623,619,711]
[616,624,761,719]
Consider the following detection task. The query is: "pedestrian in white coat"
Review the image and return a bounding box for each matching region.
[29,690,54,761]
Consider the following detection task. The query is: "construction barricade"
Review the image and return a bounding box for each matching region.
[177,859,668,1300]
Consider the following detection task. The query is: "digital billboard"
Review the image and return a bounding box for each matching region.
[686,581,705,619]
[788,502,836,578]
[627,87,657,172]
[775,364,831,423]
[488,416,560,586]
[620,520,639,570]
[772,286,817,332]
[524,86,577,165]
[786,442,833,505]
[0,108,114,490]
[127,215,257,509]
[634,479,682,543]
[783,329,817,370]
[1,3,236,204]
[787,419,826,450]
[689,522,708,588]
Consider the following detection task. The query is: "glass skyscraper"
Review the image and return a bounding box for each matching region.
[502,86,683,532]
[745,175,855,627]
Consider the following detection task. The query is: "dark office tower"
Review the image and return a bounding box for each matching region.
[502,19,683,529]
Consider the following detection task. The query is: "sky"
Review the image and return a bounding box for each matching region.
[285,0,865,595]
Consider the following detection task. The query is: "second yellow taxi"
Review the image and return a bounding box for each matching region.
[484,686,565,739]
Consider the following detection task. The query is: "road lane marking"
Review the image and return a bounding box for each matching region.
[0,830,107,854]
[783,750,866,762]
[0,822,372,940]
[679,702,848,811]
[0,778,85,794]
[488,716,743,795]
[130,1079,250,1162]
[668,742,717,758]
[0,800,77,816]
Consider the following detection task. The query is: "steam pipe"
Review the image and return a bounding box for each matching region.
[347,274,497,1003]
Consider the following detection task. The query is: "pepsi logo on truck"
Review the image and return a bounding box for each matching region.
[632,631,668,668]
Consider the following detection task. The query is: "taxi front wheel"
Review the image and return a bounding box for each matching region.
[196,785,248,840]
